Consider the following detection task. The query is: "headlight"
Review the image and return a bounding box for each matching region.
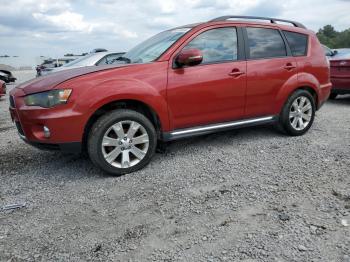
[24,89,72,108]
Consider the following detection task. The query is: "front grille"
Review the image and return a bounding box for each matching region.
[15,121,24,136]
[9,95,15,108]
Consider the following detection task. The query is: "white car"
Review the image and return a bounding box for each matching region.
[40,52,125,76]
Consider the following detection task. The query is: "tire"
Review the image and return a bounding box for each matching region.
[279,89,316,136]
[88,109,157,175]
[329,93,338,100]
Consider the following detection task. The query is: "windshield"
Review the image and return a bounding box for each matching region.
[122,28,191,64]
[62,54,95,67]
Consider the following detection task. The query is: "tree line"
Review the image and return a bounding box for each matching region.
[317,25,350,49]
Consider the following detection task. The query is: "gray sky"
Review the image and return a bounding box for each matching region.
[0,0,349,66]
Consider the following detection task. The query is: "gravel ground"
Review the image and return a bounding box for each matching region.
[0,71,350,262]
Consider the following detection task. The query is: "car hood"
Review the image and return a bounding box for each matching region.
[17,64,129,95]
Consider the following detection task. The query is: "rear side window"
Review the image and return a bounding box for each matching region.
[283,31,308,56]
[246,27,287,59]
[183,27,238,64]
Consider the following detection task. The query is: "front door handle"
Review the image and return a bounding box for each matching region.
[229,69,245,77]
[284,63,296,71]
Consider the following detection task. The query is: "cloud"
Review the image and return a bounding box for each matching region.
[32,11,93,33]
[0,0,349,67]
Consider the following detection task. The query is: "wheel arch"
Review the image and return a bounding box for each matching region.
[296,86,318,108]
[275,72,321,114]
[82,99,163,152]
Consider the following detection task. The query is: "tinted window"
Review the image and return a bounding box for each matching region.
[183,27,238,64]
[247,27,287,59]
[284,31,308,56]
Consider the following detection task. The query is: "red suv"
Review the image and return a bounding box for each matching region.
[9,16,331,175]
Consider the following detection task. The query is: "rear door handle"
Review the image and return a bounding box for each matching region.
[229,69,245,77]
[284,63,296,70]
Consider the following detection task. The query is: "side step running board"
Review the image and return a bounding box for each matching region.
[162,116,277,141]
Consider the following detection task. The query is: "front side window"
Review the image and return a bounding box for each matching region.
[283,31,308,56]
[247,27,287,59]
[183,27,238,64]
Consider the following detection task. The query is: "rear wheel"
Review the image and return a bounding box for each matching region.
[329,93,338,100]
[279,90,316,136]
[88,109,157,175]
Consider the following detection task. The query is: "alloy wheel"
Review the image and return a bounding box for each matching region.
[289,96,313,131]
[101,120,149,168]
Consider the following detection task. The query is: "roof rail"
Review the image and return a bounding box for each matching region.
[209,16,306,29]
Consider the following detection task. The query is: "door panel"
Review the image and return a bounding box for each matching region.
[245,58,297,117]
[167,61,247,129]
[167,26,247,130]
[244,26,297,117]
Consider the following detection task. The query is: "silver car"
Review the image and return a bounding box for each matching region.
[40,52,125,76]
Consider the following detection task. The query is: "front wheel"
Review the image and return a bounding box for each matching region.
[279,90,316,136]
[88,109,157,175]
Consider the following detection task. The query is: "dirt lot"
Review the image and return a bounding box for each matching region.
[0,71,349,262]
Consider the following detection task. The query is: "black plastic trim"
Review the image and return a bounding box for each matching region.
[23,139,82,153]
[236,27,246,60]
[279,29,293,57]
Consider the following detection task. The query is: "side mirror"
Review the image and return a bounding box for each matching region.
[176,48,203,67]
[332,50,338,56]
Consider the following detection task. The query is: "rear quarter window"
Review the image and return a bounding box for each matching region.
[283,31,308,56]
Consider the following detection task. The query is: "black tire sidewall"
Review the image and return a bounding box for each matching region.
[280,90,316,136]
[88,109,157,175]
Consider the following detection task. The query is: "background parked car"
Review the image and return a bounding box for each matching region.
[36,57,79,77]
[329,48,350,99]
[0,80,6,98]
[40,52,125,76]
[0,70,16,83]
[323,45,338,58]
